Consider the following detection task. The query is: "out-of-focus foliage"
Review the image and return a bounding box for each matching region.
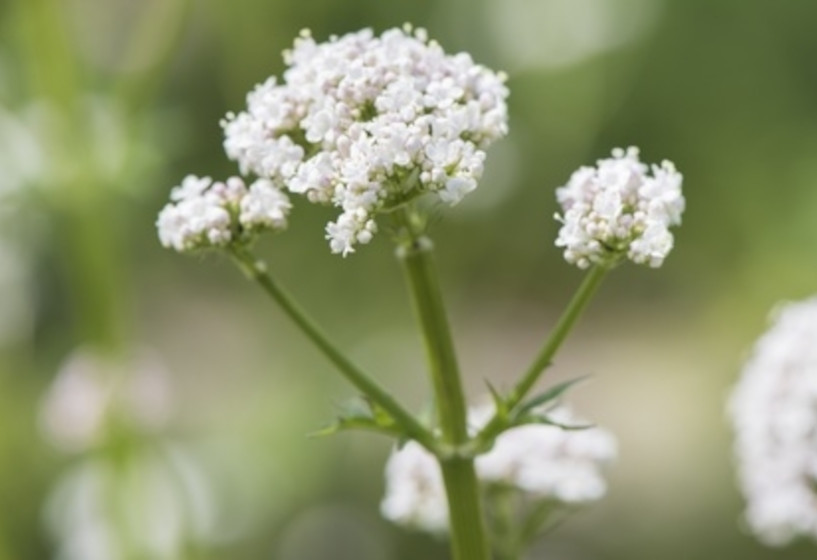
[2,0,817,558]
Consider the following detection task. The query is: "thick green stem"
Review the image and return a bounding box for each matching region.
[399,237,468,443]
[398,236,491,560]
[229,246,436,451]
[440,459,493,560]
[477,266,607,445]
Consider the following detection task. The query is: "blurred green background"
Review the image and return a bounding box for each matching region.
[2,0,817,558]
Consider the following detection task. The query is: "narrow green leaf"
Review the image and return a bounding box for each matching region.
[514,413,594,431]
[513,375,591,419]
[308,414,403,439]
[484,379,508,417]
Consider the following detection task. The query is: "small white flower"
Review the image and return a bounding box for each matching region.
[729,298,817,546]
[628,221,674,267]
[440,176,477,205]
[324,211,377,257]
[240,179,293,230]
[170,175,213,202]
[555,147,684,269]
[210,176,249,204]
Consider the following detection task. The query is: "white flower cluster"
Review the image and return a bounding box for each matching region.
[729,298,817,546]
[380,404,616,533]
[221,26,509,255]
[555,147,684,269]
[472,404,617,503]
[156,175,291,252]
[380,440,450,533]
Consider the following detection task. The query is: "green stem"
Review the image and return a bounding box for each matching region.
[440,459,493,560]
[518,501,557,547]
[511,265,607,405]
[491,486,520,560]
[477,266,607,445]
[229,246,436,452]
[398,236,491,560]
[398,237,468,443]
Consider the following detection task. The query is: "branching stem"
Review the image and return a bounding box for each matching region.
[229,246,437,452]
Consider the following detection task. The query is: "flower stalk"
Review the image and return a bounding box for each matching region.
[398,235,491,560]
[440,458,492,560]
[511,264,608,406]
[398,237,468,443]
[490,485,520,560]
[476,265,608,447]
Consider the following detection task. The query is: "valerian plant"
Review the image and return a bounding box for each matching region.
[157,25,685,560]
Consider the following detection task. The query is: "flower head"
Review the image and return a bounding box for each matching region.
[156,174,291,253]
[221,25,509,255]
[380,403,616,533]
[555,147,684,269]
[729,298,817,546]
[472,404,617,503]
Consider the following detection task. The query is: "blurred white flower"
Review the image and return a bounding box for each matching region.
[40,347,174,453]
[45,444,218,560]
[380,403,616,533]
[0,96,141,197]
[219,25,509,255]
[555,147,684,269]
[729,298,817,546]
[380,440,449,533]
[473,404,617,503]
[156,174,291,252]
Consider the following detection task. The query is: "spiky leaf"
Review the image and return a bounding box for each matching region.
[513,375,590,419]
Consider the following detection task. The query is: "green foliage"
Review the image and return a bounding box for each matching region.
[512,375,590,420]
[310,397,402,440]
